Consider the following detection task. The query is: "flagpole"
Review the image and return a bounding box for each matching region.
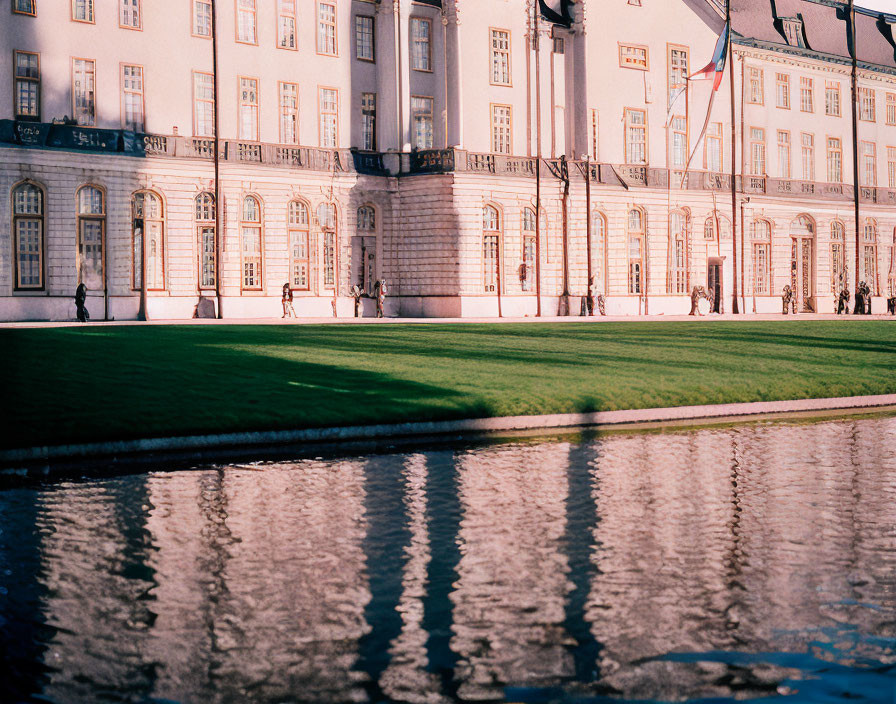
[534,0,543,317]
[850,0,860,301]
[727,0,740,314]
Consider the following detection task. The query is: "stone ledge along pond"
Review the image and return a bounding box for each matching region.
[1,415,895,704]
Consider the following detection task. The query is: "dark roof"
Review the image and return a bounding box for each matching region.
[729,0,896,71]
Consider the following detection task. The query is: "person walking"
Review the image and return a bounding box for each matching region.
[75,283,89,322]
[281,283,296,318]
[350,284,363,318]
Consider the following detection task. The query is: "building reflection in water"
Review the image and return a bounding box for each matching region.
[6,416,895,703]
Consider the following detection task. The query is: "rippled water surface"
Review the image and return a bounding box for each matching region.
[2,417,896,704]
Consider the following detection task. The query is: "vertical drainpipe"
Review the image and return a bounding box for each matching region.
[849,0,860,299]
[585,155,592,309]
[212,0,223,318]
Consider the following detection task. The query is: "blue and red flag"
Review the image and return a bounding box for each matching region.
[689,23,730,91]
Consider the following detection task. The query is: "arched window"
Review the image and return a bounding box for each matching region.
[12,182,43,290]
[669,210,689,294]
[863,218,878,294]
[592,211,607,292]
[241,195,263,290]
[704,214,730,240]
[317,202,337,289]
[132,190,164,290]
[830,221,845,292]
[627,207,645,294]
[750,219,772,295]
[78,185,105,291]
[356,204,376,295]
[288,200,310,290]
[520,207,538,292]
[483,205,501,293]
[195,192,216,290]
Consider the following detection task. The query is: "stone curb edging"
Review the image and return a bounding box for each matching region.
[3,394,895,466]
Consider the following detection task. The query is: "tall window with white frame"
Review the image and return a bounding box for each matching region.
[863,219,878,294]
[624,108,647,165]
[705,122,722,172]
[410,17,431,71]
[193,72,214,136]
[77,186,105,291]
[801,133,814,181]
[671,116,687,169]
[888,93,896,125]
[491,104,512,154]
[825,81,840,116]
[627,208,644,294]
[361,92,376,150]
[668,46,688,109]
[318,203,337,289]
[830,221,845,292]
[859,87,876,122]
[861,141,877,187]
[120,0,140,28]
[747,67,763,104]
[669,211,688,294]
[592,212,606,290]
[278,0,296,49]
[521,208,536,292]
[131,190,164,291]
[318,2,337,55]
[777,131,791,178]
[236,0,256,43]
[491,29,511,85]
[193,0,211,36]
[239,77,258,141]
[72,58,95,126]
[14,0,36,15]
[751,220,771,295]
[357,205,376,295]
[750,127,765,175]
[827,137,842,183]
[319,87,338,147]
[72,0,93,22]
[482,205,500,293]
[279,82,298,144]
[121,65,144,132]
[241,196,263,290]
[288,201,310,290]
[776,73,790,109]
[12,182,43,290]
[196,192,216,290]
[889,147,896,188]
[411,96,433,149]
[14,51,40,121]
[355,15,374,61]
[799,76,814,112]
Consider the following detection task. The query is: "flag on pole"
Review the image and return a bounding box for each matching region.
[689,23,729,90]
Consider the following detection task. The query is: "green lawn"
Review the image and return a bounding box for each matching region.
[2,321,895,450]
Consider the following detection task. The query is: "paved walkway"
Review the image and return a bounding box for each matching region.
[3,313,895,328]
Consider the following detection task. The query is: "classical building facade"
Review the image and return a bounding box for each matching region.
[1,0,895,320]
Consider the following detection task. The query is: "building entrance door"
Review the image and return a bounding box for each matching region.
[790,216,816,312]
[707,259,722,313]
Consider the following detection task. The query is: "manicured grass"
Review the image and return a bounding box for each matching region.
[2,321,895,450]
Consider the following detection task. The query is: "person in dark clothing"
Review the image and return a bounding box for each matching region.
[350,284,363,318]
[281,283,296,318]
[837,287,850,315]
[75,283,88,322]
[854,282,866,315]
[375,279,387,318]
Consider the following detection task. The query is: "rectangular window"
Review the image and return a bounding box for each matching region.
[319,87,338,147]
[522,234,535,291]
[753,243,769,294]
[411,95,433,149]
[750,127,765,175]
[827,137,842,183]
[861,141,877,187]
[238,76,258,141]
[859,87,876,122]
[361,91,376,150]
[121,64,144,132]
[14,51,40,121]
[825,81,840,116]
[777,130,791,178]
[483,235,499,293]
[628,236,642,294]
[888,147,896,188]
[888,93,896,126]
[355,15,374,61]
[278,0,296,49]
[491,104,512,154]
[776,73,790,109]
[553,37,565,54]
[619,44,648,70]
[200,227,216,289]
[193,71,215,136]
[411,17,432,71]
[72,58,95,126]
[801,133,814,181]
[241,227,262,290]
[830,242,843,293]
[15,218,42,289]
[705,121,722,172]
[279,81,298,144]
[291,230,309,289]
[800,76,814,112]
[748,67,764,105]
[193,0,212,36]
[863,245,877,293]
[120,0,140,28]
[625,108,647,165]
[323,231,336,288]
[671,116,687,168]
[491,29,511,85]
[318,2,337,55]
[14,0,36,16]
[668,46,688,109]
[72,0,93,22]
[236,0,256,43]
